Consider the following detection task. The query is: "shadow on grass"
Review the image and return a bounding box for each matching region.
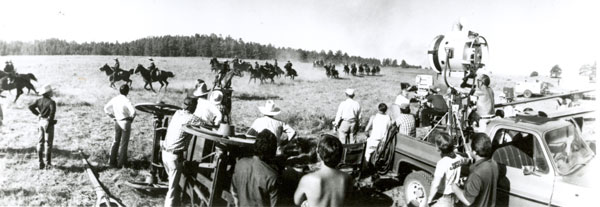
[0,147,81,160]
[234,92,281,101]
[0,187,36,197]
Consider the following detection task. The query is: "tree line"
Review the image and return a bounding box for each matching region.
[0,33,420,67]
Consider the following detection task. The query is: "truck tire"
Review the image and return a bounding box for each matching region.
[523,89,533,98]
[404,171,433,207]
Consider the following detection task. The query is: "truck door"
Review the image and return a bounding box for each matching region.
[490,127,555,206]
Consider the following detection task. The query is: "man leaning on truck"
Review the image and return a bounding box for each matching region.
[452,133,499,207]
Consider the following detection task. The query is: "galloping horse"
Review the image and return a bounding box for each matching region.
[99,64,133,88]
[248,68,264,84]
[260,66,277,84]
[210,58,226,73]
[0,71,38,94]
[365,65,371,76]
[233,60,253,72]
[285,68,298,80]
[134,64,174,92]
[213,68,243,89]
[0,75,37,102]
[343,64,350,76]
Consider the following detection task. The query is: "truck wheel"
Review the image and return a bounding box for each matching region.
[523,90,533,98]
[404,171,433,207]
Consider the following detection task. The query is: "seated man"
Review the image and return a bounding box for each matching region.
[420,87,448,127]
[247,100,296,152]
[294,135,352,207]
[394,103,416,137]
[231,129,280,207]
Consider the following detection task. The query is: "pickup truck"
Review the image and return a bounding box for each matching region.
[392,115,596,206]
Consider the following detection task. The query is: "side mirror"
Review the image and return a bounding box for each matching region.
[522,165,539,176]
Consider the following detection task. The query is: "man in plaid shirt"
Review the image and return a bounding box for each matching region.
[392,103,416,137]
[162,97,203,207]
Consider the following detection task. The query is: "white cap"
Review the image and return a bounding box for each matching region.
[345,88,355,96]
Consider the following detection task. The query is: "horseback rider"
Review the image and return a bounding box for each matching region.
[254,62,260,70]
[112,58,126,76]
[148,58,160,80]
[284,60,292,71]
[4,61,16,84]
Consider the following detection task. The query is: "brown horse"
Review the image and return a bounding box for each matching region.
[134,64,174,92]
[99,64,133,88]
[0,75,37,102]
[210,58,226,73]
[213,68,243,89]
[0,71,38,94]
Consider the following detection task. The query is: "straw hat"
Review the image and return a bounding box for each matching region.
[345,88,355,96]
[209,91,223,105]
[192,83,210,97]
[258,100,281,116]
[40,84,53,95]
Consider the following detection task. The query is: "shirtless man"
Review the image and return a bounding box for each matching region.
[294,134,352,207]
[473,74,494,132]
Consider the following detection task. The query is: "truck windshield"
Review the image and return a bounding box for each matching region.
[545,124,594,175]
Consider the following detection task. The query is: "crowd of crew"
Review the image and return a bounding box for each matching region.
[18,57,499,207]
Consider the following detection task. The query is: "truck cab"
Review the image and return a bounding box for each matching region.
[393,115,596,206]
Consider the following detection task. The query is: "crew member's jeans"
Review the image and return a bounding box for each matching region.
[37,118,55,166]
[431,194,456,207]
[338,120,357,144]
[110,120,132,167]
[162,151,183,207]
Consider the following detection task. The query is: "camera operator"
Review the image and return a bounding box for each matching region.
[420,86,448,127]
[471,74,495,132]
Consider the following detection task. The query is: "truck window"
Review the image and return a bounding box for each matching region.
[545,124,594,175]
[492,129,548,173]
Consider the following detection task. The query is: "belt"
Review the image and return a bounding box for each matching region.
[480,115,495,120]
[342,119,357,123]
[161,145,184,155]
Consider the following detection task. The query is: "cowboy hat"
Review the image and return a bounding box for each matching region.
[39,84,53,95]
[209,91,223,105]
[192,83,210,97]
[345,88,355,96]
[258,100,281,116]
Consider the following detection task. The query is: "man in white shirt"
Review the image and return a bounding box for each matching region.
[473,74,495,132]
[246,100,296,151]
[192,83,222,127]
[104,84,136,168]
[334,88,361,144]
[394,83,410,106]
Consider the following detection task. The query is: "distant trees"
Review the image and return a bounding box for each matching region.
[550,64,562,78]
[0,34,404,66]
[530,71,539,77]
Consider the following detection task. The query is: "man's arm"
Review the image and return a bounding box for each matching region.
[103,99,115,118]
[364,116,374,137]
[211,106,223,124]
[269,177,280,207]
[28,100,39,116]
[49,100,56,121]
[283,123,296,140]
[427,162,445,204]
[230,183,239,207]
[126,101,136,120]
[452,174,481,206]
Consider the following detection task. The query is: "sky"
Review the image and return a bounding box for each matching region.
[0,0,598,75]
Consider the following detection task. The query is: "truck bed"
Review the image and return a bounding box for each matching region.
[394,133,441,174]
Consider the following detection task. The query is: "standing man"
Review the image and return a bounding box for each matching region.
[104,84,136,168]
[452,133,499,207]
[473,74,495,132]
[162,97,202,207]
[28,84,56,169]
[231,129,280,207]
[334,88,361,144]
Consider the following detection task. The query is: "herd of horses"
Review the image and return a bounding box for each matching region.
[210,58,298,84]
[1,59,384,102]
[320,63,381,78]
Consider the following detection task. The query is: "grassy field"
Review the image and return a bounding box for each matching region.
[0,56,594,206]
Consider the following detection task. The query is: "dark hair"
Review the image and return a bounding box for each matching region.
[479,74,490,87]
[400,106,411,114]
[183,97,197,113]
[254,129,278,160]
[408,86,418,92]
[318,134,343,168]
[435,133,455,157]
[471,133,492,158]
[119,84,129,95]
[378,103,387,113]
[401,82,410,90]
[347,94,355,99]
